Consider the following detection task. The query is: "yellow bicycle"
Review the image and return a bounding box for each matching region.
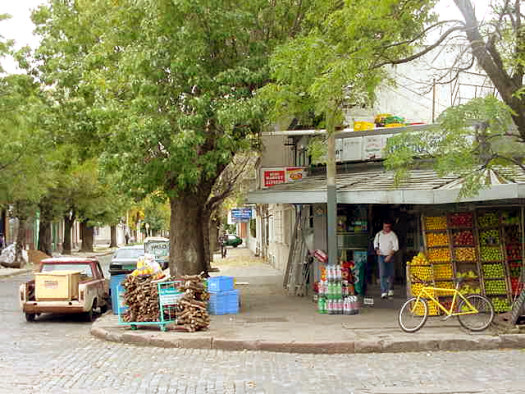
[398,278,495,333]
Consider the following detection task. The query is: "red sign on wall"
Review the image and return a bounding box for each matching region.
[261,167,306,188]
[263,169,286,188]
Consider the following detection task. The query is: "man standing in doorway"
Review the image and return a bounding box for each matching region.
[374,220,399,299]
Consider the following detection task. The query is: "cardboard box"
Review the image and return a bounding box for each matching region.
[35,271,81,301]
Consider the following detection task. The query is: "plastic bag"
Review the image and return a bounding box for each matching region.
[131,254,164,279]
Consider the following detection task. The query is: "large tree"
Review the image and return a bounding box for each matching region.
[33,0,312,275]
[0,72,53,264]
[384,1,524,193]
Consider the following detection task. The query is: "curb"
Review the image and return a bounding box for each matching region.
[90,324,525,354]
[0,267,33,279]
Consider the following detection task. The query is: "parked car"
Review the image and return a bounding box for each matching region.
[19,257,109,322]
[223,234,243,247]
[144,236,169,269]
[109,245,144,275]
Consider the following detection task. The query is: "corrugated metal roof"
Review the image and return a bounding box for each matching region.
[246,166,525,205]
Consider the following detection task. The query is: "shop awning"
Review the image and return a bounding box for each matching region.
[246,167,525,205]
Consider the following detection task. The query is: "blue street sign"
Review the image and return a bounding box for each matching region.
[231,208,252,222]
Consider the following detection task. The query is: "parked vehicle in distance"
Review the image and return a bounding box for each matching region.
[109,245,144,275]
[19,257,109,322]
[144,236,169,269]
[224,234,242,247]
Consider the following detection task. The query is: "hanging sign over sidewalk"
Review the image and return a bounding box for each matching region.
[261,167,306,188]
[231,208,253,222]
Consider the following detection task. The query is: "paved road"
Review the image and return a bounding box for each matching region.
[1,255,525,393]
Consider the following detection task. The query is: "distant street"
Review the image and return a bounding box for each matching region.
[1,254,525,393]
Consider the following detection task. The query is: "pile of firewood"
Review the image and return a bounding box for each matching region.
[122,275,160,322]
[175,274,210,332]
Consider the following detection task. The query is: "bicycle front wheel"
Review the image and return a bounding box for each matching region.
[457,295,494,331]
[399,297,428,333]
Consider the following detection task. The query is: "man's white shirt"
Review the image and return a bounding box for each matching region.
[374,231,399,256]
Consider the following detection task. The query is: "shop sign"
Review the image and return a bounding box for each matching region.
[334,134,392,162]
[362,134,391,160]
[261,167,306,188]
[231,208,253,222]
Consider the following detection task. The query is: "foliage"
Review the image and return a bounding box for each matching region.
[27,1,132,229]
[307,136,328,164]
[385,96,523,197]
[141,194,170,234]
[29,0,314,272]
[261,0,437,131]
[384,0,524,198]
[77,0,307,200]
[0,73,53,211]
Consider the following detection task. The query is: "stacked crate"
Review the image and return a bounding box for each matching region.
[207,276,240,315]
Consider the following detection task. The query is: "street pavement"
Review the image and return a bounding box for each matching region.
[2,255,525,393]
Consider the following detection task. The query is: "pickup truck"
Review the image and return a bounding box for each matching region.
[19,257,110,322]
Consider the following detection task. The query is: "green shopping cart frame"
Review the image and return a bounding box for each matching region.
[118,280,184,332]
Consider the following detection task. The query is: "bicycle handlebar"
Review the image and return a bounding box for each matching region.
[410,274,464,288]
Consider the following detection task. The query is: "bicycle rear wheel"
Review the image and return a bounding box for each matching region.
[457,295,494,331]
[398,297,428,333]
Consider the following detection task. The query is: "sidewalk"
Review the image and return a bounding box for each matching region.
[0,246,116,278]
[91,246,525,354]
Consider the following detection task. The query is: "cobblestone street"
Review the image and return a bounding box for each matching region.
[1,262,525,393]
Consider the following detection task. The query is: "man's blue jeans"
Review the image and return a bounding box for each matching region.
[378,255,394,294]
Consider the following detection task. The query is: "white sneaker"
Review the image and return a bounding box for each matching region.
[381,293,387,299]
[388,290,394,297]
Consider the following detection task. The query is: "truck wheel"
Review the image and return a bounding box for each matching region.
[25,313,36,322]
[85,300,97,322]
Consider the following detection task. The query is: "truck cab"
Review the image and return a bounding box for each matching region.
[19,257,109,322]
[144,237,169,269]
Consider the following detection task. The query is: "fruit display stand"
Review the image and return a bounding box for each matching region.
[502,209,524,299]
[418,209,525,313]
[448,212,483,297]
[406,253,439,316]
[422,215,455,309]
[477,211,512,312]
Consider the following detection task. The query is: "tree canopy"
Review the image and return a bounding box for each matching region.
[385,0,524,196]
[31,0,312,273]
[262,0,438,130]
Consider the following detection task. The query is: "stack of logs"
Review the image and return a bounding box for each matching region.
[175,274,210,332]
[121,273,210,332]
[122,275,160,322]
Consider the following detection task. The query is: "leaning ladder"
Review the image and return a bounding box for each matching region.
[284,208,309,296]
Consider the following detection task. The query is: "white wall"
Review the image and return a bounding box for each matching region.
[95,224,126,246]
[346,42,496,126]
[266,204,295,272]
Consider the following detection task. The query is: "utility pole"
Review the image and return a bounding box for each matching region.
[326,107,339,265]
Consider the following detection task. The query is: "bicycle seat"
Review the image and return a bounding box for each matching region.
[453,277,464,285]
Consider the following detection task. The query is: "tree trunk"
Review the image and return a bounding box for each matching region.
[80,220,94,253]
[63,214,74,255]
[38,218,52,256]
[109,225,117,248]
[14,218,26,267]
[169,192,209,277]
[210,217,219,256]
[201,209,212,272]
[454,0,525,138]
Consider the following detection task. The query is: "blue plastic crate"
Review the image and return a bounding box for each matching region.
[207,276,234,293]
[208,289,239,315]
